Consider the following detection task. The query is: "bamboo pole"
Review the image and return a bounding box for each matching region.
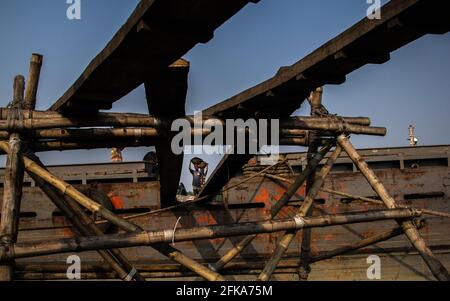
[0,109,383,136]
[322,188,450,218]
[297,87,322,281]
[337,135,450,281]
[23,54,43,110]
[0,76,26,281]
[258,143,343,281]
[210,143,334,272]
[0,140,223,282]
[0,109,370,125]
[0,209,420,261]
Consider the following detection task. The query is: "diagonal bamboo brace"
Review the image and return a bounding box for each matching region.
[258,143,343,281]
[0,140,224,281]
[337,135,450,281]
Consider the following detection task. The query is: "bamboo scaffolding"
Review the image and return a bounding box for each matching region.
[0,109,370,125]
[0,76,26,281]
[337,135,450,281]
[210,143,334,272]
[16,54,144,281]
[23,54,43,110]
[25,152,144,281]
[0,140,224,282]
[0,110,384,136]
[258,143,343,281]
[0,208,420,261]
[298,88,322,281]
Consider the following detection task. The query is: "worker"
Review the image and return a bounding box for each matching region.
[189,158,208,195]
[143,151,159,179]
[111,147,124,162]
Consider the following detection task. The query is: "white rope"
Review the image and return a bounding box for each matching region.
[294,215,305,229]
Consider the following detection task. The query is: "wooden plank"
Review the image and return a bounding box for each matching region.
[49,0,257,113]
[204,0,450,118]
[144,59,189,207]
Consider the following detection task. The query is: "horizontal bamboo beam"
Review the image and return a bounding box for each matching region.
[0,108,370,125]
[0,109,382,136]
[0,209,420,262]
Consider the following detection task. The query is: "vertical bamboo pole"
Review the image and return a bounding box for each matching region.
[210,143,333,272]
[337,135,450,281]
[23,54,43,110]
[258,143,342,281]
[298,87,324,280]
[0,76,26,281]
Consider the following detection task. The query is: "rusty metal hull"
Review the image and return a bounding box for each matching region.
[1,145,449,281]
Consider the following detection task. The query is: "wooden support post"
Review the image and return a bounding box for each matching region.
[258,142,342,281]
[210,143,334,272]
[144,59,189,207]
[0,141,224,281]
[0,76,26,281]
[337,135,450,281]
[0,209,420,261]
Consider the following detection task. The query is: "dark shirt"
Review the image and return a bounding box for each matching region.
[191,169,202,187]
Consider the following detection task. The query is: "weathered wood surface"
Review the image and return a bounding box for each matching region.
[144,59,189,206]
[49,0,258,113]
[204,0,450,118]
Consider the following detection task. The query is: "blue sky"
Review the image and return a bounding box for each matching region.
[0,0,449,191]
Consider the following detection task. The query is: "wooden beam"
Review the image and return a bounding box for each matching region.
[49,0,257,113]
[144,59,189,207]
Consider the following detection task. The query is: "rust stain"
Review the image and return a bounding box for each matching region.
[107,192,124,209]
